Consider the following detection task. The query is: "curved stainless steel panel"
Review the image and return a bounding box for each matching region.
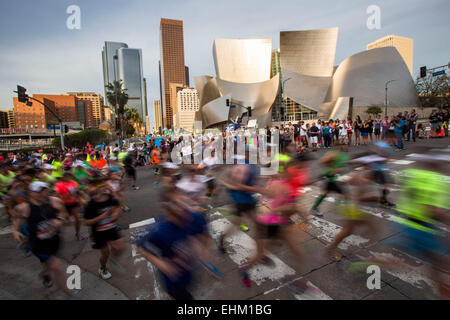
[215,73,280,117]
[202,94,232,128]
[280,27,338,77]
[282,68,331,112]
[213,39,272,83]
[325,47,420,108]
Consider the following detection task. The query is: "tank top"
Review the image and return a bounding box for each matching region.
[27,201,60,253]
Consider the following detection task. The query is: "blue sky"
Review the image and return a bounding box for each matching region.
[1,0,449,127]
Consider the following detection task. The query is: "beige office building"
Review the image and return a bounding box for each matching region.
[67,92,105,127]
[7,109,15,128]
[367,35,413,75]
[174,88,199,131]
[154,100,162,132]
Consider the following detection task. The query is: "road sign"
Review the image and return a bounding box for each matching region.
[432,70,445,77]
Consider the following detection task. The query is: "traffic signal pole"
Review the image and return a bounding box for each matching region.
[28,97,65,150]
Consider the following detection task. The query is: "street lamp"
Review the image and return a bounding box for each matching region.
[385,79,397,117]
[281,78,291,124]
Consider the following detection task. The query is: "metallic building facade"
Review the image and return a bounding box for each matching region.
[117,47,145,119]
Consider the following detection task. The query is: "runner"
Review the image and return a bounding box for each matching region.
[84,178,124,280]
[310,144,349,217]
[12,181,73,294]
[54,171,85,240]
[123,148,139,190]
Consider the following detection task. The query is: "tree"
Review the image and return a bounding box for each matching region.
[105,80,129,139]
[125,107,143,136]
[52,129,108,148]
[366,105,383,116]
[416,73,450,111]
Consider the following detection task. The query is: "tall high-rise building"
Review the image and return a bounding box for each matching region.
[174,88,199,131]
[154,100,162,133]
[67,92,105,127]
[0,111,9,128]
[367,35,413,75]
[185,66,190,86]
[169,82,186,121]
[102,42,146,119]
[160,18,187,128]
[7,109,15,128]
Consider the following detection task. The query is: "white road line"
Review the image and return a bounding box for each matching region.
[129,218,155,229]
[0,225,13,235]
[209,216,331,299]
[131,243,163,300]
[391,160,415,165]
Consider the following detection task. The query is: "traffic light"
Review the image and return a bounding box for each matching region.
[64,125,69,133]
[115,119,120,130]
[247,106,252,117]
[420,66,427,78]
[17,85,28,103]
[226,99,230,106]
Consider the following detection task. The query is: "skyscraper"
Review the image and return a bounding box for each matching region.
[153,100,162,133]
[160,18,187,128]
[102,42,146,119]
[367,35,413,75]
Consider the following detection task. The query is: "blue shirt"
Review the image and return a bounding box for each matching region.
[229,164,259,204]
[394,120,406,134]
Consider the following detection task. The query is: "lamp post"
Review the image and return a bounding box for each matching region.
[281,78,291,125]
[384,79,397,117]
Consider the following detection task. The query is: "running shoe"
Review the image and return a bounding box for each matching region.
[217,237,226,254]
[200,259,224,279]
[132,186,140,190]
[310,208,323,217]
[75,233,86,240]
[98,266,112,280]
[238,266,251,287]
[261,255,275,267]
[41,274,53,288]
[239,224,249,232]
[327,248,342,262]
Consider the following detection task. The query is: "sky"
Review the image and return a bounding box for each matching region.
[1,0,449,128]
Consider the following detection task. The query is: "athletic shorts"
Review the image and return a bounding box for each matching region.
[234,202,257,217]
[295,136,301,142]
[373,170,387,185]
[125,167,136,179]
[387,224,447,259]
[65,202,79,211]
[30,239,60,263]
[257,223,281,239]
[91,227,121,249]
[326,180,344,194]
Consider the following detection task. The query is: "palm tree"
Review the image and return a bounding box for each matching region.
[125,107,143,136]
[105,80,128,139]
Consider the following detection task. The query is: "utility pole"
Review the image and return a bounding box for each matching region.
[384,80,397,117]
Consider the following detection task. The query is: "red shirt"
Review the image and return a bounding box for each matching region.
[55,180,79,205]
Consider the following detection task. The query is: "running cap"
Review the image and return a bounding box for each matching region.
[29,181,49,192]
[43,164,54,170]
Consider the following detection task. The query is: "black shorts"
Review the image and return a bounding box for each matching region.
[91,227,121,249]
[65,203,79,211]
[373,170,387,185]
[325,180,344,194]
[30,238,60,263]
[125,167,136,178]
[234,202,256,217]
[257,224,281,239]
